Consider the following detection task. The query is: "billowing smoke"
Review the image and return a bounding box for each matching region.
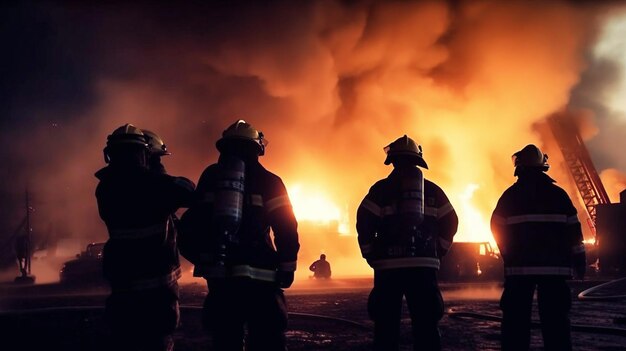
[1,0,624,280]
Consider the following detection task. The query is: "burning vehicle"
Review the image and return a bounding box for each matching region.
[59,242,105,286]
[438,241,503,282]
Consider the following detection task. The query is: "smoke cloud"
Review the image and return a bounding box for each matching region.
[1,0,624,279]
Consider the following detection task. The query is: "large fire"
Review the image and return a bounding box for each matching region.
[288,184,341,225]
[5,1,626,281]
[289,179,501,279]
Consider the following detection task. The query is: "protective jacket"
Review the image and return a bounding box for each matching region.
[490,172,586,277]
[95,164,195,290]
[179,158,299,283]
[357,167,458,271]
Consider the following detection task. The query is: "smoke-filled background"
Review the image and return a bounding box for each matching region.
[2,0,626,282]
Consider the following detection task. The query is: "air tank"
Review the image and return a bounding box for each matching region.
[398,167,425,256]
[212,155,245,275]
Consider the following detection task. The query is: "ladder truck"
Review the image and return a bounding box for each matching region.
[547,112,611,271]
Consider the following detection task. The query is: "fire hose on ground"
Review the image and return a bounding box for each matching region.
[3,278,626,339]
[0,305,373,332]
[447,277,626,337]
[3,304,625,337]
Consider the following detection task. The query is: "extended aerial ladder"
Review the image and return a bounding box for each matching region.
[547,112,611,241]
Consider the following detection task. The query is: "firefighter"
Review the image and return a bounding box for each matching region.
[309,253,332,279]
[95,124,195,351]
[491,144,586,351]
[178,119,300,351]
[142,128,188,285]
[356,135,458,351]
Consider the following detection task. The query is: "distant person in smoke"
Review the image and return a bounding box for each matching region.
[178,119,300,351]
[491,144,586,351]
[95,124,195,351]
[356,135,458,351]
[309,253,332,279]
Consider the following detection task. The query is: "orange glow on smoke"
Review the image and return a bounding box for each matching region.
[8,1,620,283]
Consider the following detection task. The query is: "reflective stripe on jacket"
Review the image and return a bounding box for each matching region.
[356,167,458,271]
[490,172,585,277]
[179,159,300,282]
[95,164,195,289]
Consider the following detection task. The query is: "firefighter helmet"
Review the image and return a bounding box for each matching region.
[383,135,428,169]
[142,129,171,156]
[106,124,148,148]
[512,144,549,175]
[216,119,267,156]
[103,124,148,163]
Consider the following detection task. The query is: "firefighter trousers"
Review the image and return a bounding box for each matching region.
[203,278,288,351]
[500,275,572,351]
[105,282,180,351]
[368,267,444,351]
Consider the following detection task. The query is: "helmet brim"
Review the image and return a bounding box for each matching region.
[384,154,428,169]
[514,165,549,176]
[216,137,264,156]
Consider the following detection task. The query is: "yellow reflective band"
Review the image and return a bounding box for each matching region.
[505,214,567,225]
[369,257,440,270]
[504,266,573,276]
[201,192,215,203]
[439,237,452,250]
[109,221,167,240]
[250,194,263,206]
[437,202,454,219]
[360,199,382,217]
[265,195,291,213]
[231,265,277,282]
[279,261,297,272]
[571,244,586,254]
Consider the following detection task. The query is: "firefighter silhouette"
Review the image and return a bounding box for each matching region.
[357,135,458,351]
[95,124,195,351]
[179,119,299,351]
[491,144,586,351]
[309,254,332,279]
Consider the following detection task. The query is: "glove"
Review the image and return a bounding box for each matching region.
[276,271,294,288]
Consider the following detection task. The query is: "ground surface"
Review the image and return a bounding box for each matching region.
[1,276,625,350]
